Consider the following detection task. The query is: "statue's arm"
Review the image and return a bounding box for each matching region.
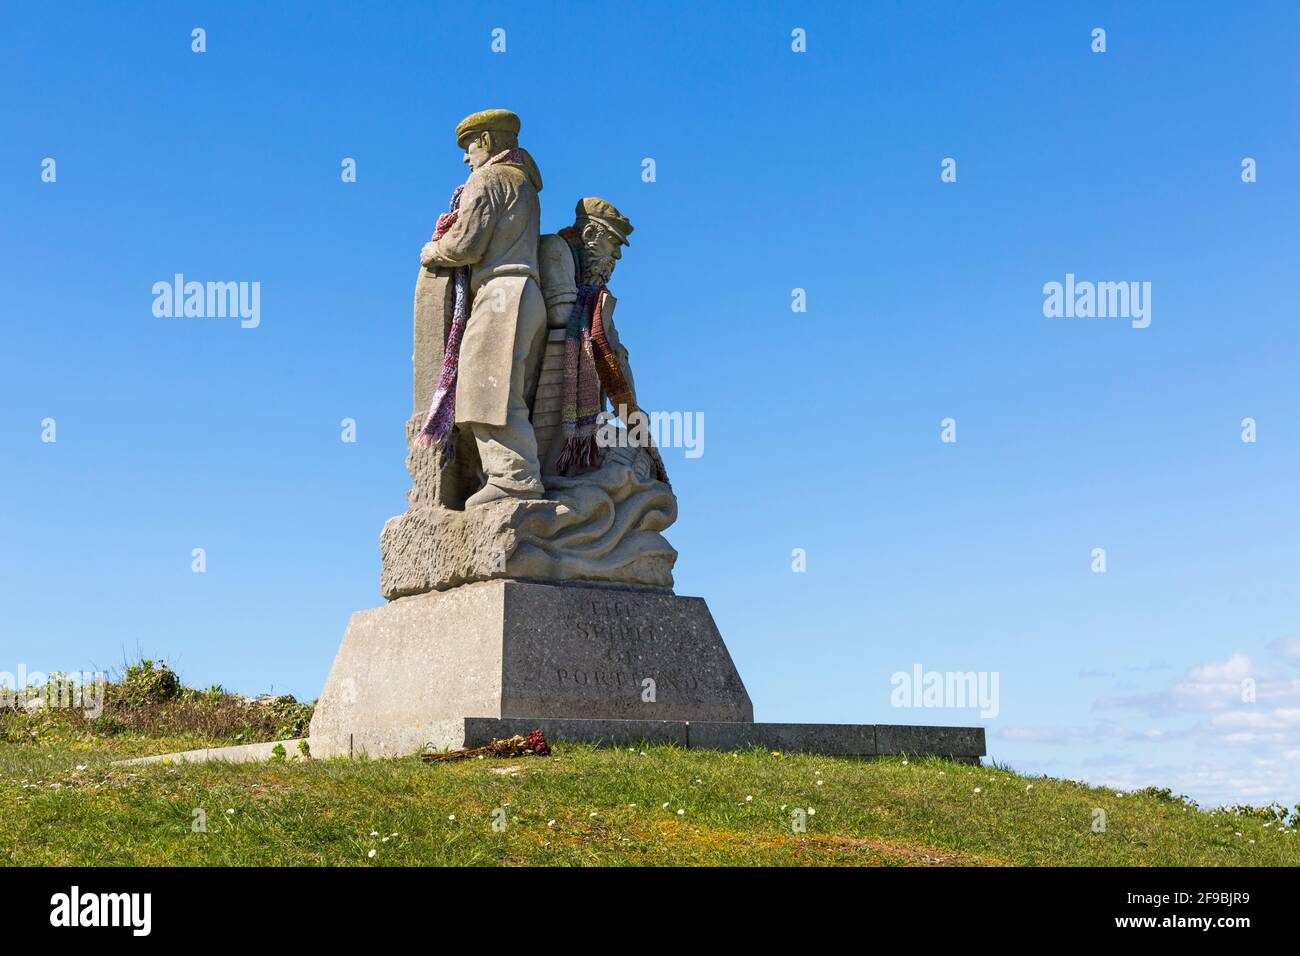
[617,344,636,404]
[602,309,637,402]
[420,174,496,269]
[539,235,578,328]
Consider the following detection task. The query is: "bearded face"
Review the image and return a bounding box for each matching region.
[579,221,622,286]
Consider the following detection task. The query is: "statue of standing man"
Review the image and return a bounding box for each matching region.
[418,109,548,507]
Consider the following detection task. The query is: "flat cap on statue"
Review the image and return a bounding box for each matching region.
[455,108,521,146]
[577,197,633,245]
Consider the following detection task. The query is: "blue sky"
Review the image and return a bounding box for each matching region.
[3,1,1299,808]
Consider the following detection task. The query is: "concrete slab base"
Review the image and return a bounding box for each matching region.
[114,719,984,766]
[461,717,985,761]
[114,739,309,767]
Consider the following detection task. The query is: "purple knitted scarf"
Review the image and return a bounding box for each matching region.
[413,186,470,457]
[415,149,522,459]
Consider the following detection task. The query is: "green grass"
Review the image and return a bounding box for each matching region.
[3,737,1297,866]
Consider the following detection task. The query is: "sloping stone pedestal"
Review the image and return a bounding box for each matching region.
[309,579,752,758]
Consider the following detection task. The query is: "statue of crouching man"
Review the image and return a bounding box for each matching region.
[531,197,670,487]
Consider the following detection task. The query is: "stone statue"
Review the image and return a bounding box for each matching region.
[531,197,664,482]
[380,112,677,598]
[416,108,547,508]
[306,109,974,761]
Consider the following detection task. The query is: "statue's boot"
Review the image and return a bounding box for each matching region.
[466,409,545,507]
[465,481,545,508]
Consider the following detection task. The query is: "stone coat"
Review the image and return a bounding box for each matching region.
[425,152,543,428]
[537,233,635,402]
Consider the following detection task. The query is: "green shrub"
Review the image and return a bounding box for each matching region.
[1,657,317,748]
[268,695,314,739]
[1222,802,1291,824]
[0,704,83,743]
[92,715,126,737]
[1135,786,1197,808]
[119,660,181,707]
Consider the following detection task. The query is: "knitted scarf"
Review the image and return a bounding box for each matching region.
[415,149,523,458]
[555,228,670,485]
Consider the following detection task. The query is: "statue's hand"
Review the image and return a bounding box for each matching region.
[420,241,440,269]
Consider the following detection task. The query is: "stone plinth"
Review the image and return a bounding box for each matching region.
[379,443,677,599]
[309,579,752,758]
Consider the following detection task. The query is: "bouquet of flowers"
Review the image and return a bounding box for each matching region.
[421,730,551,762]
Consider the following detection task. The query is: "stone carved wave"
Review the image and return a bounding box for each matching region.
[379,443,676,600]
[510,446,677,584]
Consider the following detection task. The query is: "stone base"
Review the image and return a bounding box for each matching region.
[456,717,985,760]
[379,458,677,599]
[113,719,985,766]
[309,579,753,758]
[381,409,678,600]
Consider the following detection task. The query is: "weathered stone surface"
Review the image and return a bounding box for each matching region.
[477,718,983,759]
[688,721,877,755]
[310,583,505,759]
[380,442,677,599]
[876,724,985,758]
[463,716,687,749]
[309,579,752,758]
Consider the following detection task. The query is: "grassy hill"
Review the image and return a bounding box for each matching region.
[2,663,1296,866]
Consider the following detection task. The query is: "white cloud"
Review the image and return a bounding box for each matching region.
[1268,635,1300,662]
[1095,654,1300,716]
[997,653,1300,806]
[997,723,1180,746]
[1077,668,1114,679]
[1059,754,1296,807]
[999,726,1084,744]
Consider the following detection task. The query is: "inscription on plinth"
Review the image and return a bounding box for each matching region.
[500,582,752,722]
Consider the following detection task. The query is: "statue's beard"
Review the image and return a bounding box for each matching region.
[582,249,616,287]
